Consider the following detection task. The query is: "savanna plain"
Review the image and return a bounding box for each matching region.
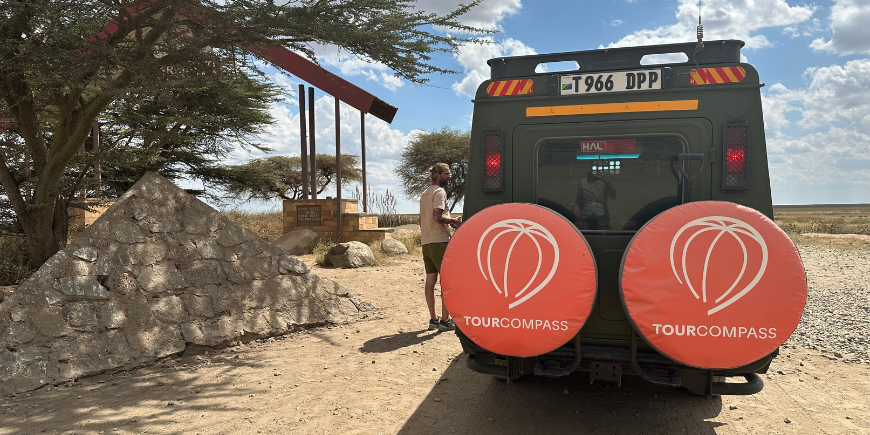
[0,206,868,434]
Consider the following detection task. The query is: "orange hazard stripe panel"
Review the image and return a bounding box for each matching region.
[527,100,698,117]
[690,67,746,85]
[487,79,534,96]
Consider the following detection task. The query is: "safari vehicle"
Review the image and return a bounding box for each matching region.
[443,40,807,396]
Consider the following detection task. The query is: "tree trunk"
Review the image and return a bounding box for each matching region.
[18,198,69,268]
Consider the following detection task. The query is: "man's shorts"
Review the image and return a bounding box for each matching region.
[422,242,449,274]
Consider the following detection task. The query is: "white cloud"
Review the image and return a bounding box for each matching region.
[791,59,870,133]
[810,0,870,55]
[609,0,815,49]
[763,59,870,195]
[611,19,624,27]
[414,0,522,32]
[783,18,822,38]
[301,44,405,92]
[451,37,538,98]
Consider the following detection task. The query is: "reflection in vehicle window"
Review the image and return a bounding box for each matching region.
[536,136,685,231]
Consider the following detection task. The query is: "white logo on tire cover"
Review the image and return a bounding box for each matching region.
[669,216,768,315]
[477,219,560,309]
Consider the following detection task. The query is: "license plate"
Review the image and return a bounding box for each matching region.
[560,69,662,95]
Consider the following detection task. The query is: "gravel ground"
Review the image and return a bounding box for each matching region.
[786,245,870,364]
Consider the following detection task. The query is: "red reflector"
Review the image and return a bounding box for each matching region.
[483,131,503,193]
[726,149,746,173]
[722,122,749,191]
[485,153,501,176]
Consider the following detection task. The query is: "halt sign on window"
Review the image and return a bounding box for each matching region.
[579,139,636,153]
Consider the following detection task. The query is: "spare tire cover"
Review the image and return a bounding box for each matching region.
[441,203,597,357]
[620,201,807,369]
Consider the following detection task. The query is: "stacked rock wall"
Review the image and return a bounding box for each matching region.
[0,173,374,395]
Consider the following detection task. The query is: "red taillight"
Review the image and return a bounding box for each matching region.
[722,122,749,191]
[483,131,504,193]
[726,148,746,173]
[485,153,501,175]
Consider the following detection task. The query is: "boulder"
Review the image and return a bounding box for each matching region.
[380,238,408,255]
[274,229,318,255]
[0,172,375,395]
[327,241,374,268]
[391,224,420,240]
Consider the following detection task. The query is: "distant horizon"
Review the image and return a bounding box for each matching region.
[772,203,870,208]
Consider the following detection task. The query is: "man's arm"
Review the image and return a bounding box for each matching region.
[597,174,617,199]
[432,208,462,227]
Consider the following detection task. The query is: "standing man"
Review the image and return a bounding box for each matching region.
[420,162,462,331]
[572,168,617,230]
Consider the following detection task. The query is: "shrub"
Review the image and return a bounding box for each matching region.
[809,219,845,234]
[0,235,32,286]
[777,222,800,237]
[393,233,422,256]
[312,238,336,267]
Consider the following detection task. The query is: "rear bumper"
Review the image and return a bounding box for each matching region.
[465,342,770,396]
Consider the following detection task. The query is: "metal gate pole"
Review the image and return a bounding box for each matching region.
[361,112,367,213]
[308,87,317,199]
[335,96,342,242]
[299,84,309,199]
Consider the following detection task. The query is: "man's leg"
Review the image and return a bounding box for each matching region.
[425,272,438,320]
[439,273,450,321]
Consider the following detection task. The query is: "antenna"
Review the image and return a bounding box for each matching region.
[695,1,704,52]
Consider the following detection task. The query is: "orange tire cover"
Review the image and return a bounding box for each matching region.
[441,203,597,357]
[620,201,807,369]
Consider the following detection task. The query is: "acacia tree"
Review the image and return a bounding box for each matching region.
[201,154,362,202]
[0,0,488,267]
[395,126,469,212]
[90,71,280,197]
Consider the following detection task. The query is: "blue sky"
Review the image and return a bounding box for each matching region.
[224,0,870,213]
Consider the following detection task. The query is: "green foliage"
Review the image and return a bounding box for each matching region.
[92,72,282,196]
[204,154,362,202]
[0,235,31,286]
[395,126,469,211]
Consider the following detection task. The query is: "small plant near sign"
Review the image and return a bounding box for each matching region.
[353,186,415,228]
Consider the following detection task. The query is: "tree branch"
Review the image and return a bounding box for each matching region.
[0,155,27,218]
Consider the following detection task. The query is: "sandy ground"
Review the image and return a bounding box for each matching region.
[1,254,868,435]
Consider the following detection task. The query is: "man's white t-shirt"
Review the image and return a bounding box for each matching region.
[419,185,451,245]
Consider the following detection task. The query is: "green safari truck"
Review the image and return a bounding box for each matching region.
[451,40,796,396]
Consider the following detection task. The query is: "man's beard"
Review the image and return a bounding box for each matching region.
[438,178,449,187]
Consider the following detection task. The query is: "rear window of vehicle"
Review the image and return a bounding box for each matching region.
[535,135,686,232]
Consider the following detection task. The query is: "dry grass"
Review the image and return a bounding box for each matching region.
[394,233,422,256]
[222,209,284,241]
[774,204,870,250]
[789,233,870,251]
[774,205,870,236]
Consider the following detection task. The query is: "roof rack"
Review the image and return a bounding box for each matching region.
[488,40,744,79]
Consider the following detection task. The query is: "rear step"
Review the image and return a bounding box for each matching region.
[465,344,764,395]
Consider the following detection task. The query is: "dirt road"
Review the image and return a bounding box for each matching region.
[1,255,868,435]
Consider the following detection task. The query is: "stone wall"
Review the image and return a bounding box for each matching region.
[0,173,374,395]
[283,199,393,243]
